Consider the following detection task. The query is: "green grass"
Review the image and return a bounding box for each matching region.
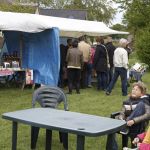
[0,53,150,150]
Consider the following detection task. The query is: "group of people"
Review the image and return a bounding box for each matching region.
[59,36,94,94]
[59,35,132,96]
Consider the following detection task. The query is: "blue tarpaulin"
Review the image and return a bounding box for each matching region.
[4,28,60,86]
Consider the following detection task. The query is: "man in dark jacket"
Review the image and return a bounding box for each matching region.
[105,36,116,84]
[93,36,109,91]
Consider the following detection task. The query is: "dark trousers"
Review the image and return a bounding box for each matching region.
[58,66,64,88]
[107,67,127,95]
[81,62,88,88]
[67,68,81,93]
[106,133,118,150]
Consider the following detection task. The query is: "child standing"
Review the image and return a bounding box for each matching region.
[123,126,150,150]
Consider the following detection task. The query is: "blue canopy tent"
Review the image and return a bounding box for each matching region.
[3,29,60,86]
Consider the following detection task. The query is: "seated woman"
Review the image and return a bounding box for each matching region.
[123,126,150,150]
[118,82,150,148]
[106,82,150,150]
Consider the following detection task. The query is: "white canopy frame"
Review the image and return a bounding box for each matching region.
[0,11,129,37]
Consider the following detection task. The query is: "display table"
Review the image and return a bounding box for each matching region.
[0,68,33,90]
[0,69,14,76]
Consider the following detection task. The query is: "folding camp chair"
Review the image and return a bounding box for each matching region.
[129,63,148,82]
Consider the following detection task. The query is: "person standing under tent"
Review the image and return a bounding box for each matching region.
[87,45,95,88]
[78,36,91,88]
[106,38,128,96]
[59,44,67,88]
[59,39,72,87]
[66,40,83,94]
[105,36,116,84]
[93,36,110,91]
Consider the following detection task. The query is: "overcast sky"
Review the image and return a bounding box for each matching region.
[112,11,123,24]
[111,2,124,25]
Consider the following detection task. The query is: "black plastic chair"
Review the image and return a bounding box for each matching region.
[31,86,69,150]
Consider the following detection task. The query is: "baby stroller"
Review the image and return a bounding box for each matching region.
[129,63,148,82]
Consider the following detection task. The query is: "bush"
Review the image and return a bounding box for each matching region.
[135,26,150,67]
[0,3,35,13]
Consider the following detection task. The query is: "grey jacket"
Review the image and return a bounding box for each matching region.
[66,48,83,69]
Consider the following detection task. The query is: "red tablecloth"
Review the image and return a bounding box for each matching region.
[0,69,14,76]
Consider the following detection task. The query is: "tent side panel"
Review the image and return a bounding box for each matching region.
[24,28,60,86]
[4,28,60,86]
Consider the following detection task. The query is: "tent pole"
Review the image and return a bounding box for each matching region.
[20,33,23,68]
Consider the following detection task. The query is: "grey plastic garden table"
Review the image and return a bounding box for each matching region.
[2,108,126,150]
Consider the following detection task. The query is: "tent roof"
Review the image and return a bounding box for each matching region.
[0,11,129,37]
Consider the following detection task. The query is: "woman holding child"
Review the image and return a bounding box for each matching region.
[106,82,150,150]
[119,82,150,148]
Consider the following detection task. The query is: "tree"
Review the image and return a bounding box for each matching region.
[111,23,128,39]
[113,0,150,67]
[16,0,70,8]
[113,0,150,33]
[135,26,150,66]
[0,3,35,13]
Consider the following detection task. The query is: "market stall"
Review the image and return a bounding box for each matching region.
[0,11,128,86]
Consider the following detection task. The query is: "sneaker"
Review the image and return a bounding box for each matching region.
[66,92,72,94]
[120,127,129,135]
[88,85,92,88]
[76,91,80,94]
[105,91,110,95]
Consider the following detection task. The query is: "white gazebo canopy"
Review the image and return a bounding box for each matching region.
[0,11,129,37]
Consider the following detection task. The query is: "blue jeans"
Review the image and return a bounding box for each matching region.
[87,63,93,86]
[97,71,108,90]
[108,67,114,84]
[107,67,127,95]
[127,102,145,121]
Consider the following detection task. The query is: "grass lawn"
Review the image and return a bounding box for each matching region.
[0,53,150,150]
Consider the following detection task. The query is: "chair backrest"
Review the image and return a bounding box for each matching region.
[32,86,68,111]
